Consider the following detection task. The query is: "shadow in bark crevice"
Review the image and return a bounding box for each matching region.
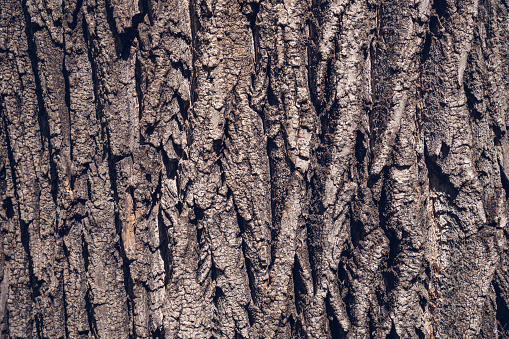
[495,279,509,338]
[103,0,145,60]
[22,0,59,206]
[158,207,173,286]
[292,254,306,315]
[83,286,97,337]
[325,295,346,339]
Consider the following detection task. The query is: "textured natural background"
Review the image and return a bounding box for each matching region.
[1,0,509,337]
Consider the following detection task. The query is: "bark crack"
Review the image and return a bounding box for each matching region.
[22,0,59,205]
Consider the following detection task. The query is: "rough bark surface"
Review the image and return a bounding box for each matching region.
[1,0,509,337]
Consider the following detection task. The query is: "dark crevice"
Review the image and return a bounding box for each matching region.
[176,91,190,127]
[144,124,156,138]
[307,10,319,117]
[432,0,448,18]
[193,205,207,282]
[378,169,398,295]
[385,228,400,270]
[117,239,136,338]
[354,130,367,174]
[350,217,363,248]
[320,98,339,147]
[120,187,137,338]
[500,163,509,201]
[158,207,173,285]
[135,56,144,126]
[465,84,483,121]
[192,205,205,224]
[82,233,90,271]
[213,138,223,155]
[292,255,306,315]
[266,136,282,239]
[421,32,432,64]
[337,255,351,284]
[236,211,257,309]
[0,165,5,198]
[325,295,345,339]
[22,0,59,205]
[189,0,198,104]
[19,219,41,298]
[213,286,224,306]
[495,281,509,338]
[370,93,391,145]
[120,12,144,60]
[493,125,504,147]
[63,53,73,178]
[20,217,43,338]
[139,0,153,26]
[439,141,449,158]
[105,148,120,232]
[146,171,163,215]
[244,1,260,65]
[34,313,43,339]
[160,147,179,182]
[289,315,306,339]
[211,258,222,282]
[82,14,106,141]
[322,56,339,124]
[306,191,321,291]
[376,167,387,228]
[245,303,255,327]
[303,240,319,296]
[84,287,97,337]
[386,321,400,339]
[429,15,441,36]
[61,248,70,339]
[2,197,14,219]
[424,150,459,199]
[67,0,84,29]
[103,0,144,60]
[266,62,279,107]
[151,327,165,339]
[376,284,389,320]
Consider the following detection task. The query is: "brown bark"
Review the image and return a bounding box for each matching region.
[1,0,509,338]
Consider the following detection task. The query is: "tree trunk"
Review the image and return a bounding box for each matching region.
[1,0,509,337]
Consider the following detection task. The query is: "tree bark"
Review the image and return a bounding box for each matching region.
[1,0,509,337]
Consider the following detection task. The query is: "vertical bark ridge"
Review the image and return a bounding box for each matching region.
[369,1,429,337]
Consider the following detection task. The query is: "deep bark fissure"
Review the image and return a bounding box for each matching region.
[82,15,105,130]
[22,0,59,205]
[67,0,84,29]
[84,287,97,337]
[62,53,73,172]
[61,246,70,339]
[103,0,144,60]
[135,56,144,130]
[325,294,344,339]
[235,210,256,310]
[1,112,18,221]
[158,207,173,286]
[189,0,198,104]
[245,1,260,66]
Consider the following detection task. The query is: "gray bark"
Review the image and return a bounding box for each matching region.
[1,0,509,337]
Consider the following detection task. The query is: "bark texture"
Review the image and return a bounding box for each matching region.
[1,0,509,337]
